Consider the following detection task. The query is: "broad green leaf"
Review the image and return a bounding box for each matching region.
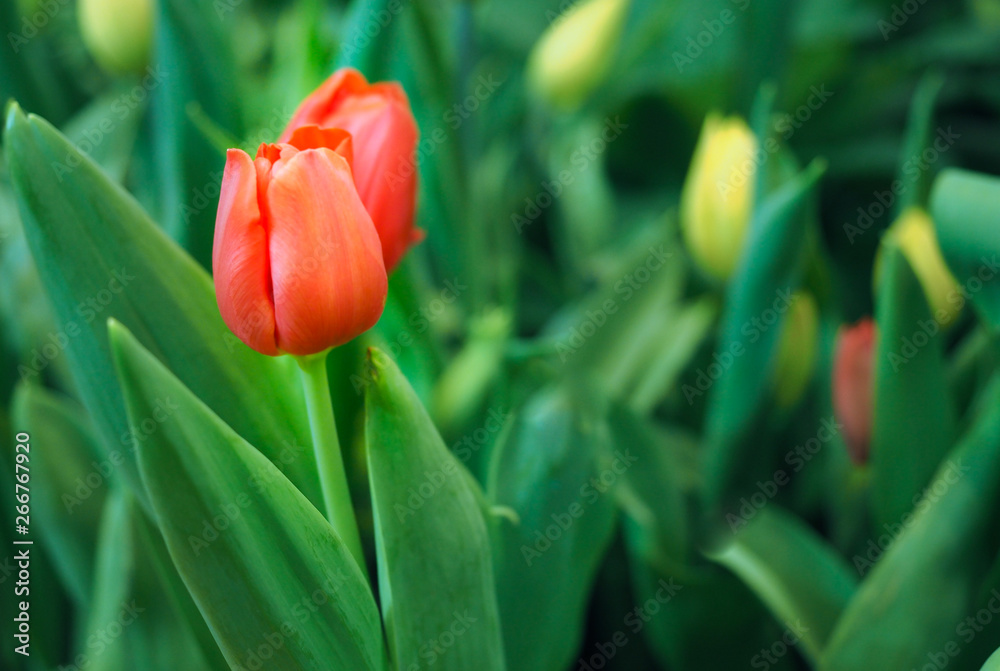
[702,159,826,511]
[365,348,505,671]
[152,0,242,266]
[487,385,618,671]
[705,506,857,662]
[930,169,1000,328]
[984,648,1000,670]
[11,384,105,606]
[109,321,388,671]
[4,105,321,510]
[870,244,955,529]
[821,375,1000,669]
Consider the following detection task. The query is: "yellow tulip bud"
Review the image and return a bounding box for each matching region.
[527,0,631,110]
[773,291,818,408]
[79,0,154,75]
[680,114,758,280]
[883,207,961,325]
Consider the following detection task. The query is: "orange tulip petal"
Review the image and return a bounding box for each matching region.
[833,319,876,465]
[213,149,279,356]
[265,148,388,355]
[278,68,370,143]
[285,125,354,166]
[328,96,419,270]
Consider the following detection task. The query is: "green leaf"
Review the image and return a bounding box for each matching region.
[821,375,1000,669]
[487,385,618,671]
[11,384,105,606]
[894,71,945,215]
[705,506,857,662]
[930,168,1000,329]
[109,320,388,671]
[4,104,321,510]
[870,244,955,529]
[702,159,826,511]
[365,347,505,671]
[983,647,1000,670]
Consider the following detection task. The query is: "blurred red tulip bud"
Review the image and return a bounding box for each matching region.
[833,318,876,465]
[213,126,388,357]
[281,68,421,272]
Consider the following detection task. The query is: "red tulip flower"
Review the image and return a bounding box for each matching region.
[213,126,388,357]
[833,319,876,466]
[281,68,421,272]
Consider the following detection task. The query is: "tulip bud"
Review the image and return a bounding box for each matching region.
[78,0,154,74]
[527,0,631,110]
[882,207,961,325]
[680,114,758,280]
[213,126,388,356]
[833,319,876,466]
[280,68,421,272]
[773,291,819,408]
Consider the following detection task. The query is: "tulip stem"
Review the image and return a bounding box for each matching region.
[296,353,367,577]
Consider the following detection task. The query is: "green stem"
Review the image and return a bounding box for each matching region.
[296,353,367,576]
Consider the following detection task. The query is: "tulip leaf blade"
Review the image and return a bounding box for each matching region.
[930,168,1000,329]
[109,320,389,671]
[870,244,956,529]
[364,348,506,671]
[702,159,825,511]
[487,385,619,671]
[705,506,857,662]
